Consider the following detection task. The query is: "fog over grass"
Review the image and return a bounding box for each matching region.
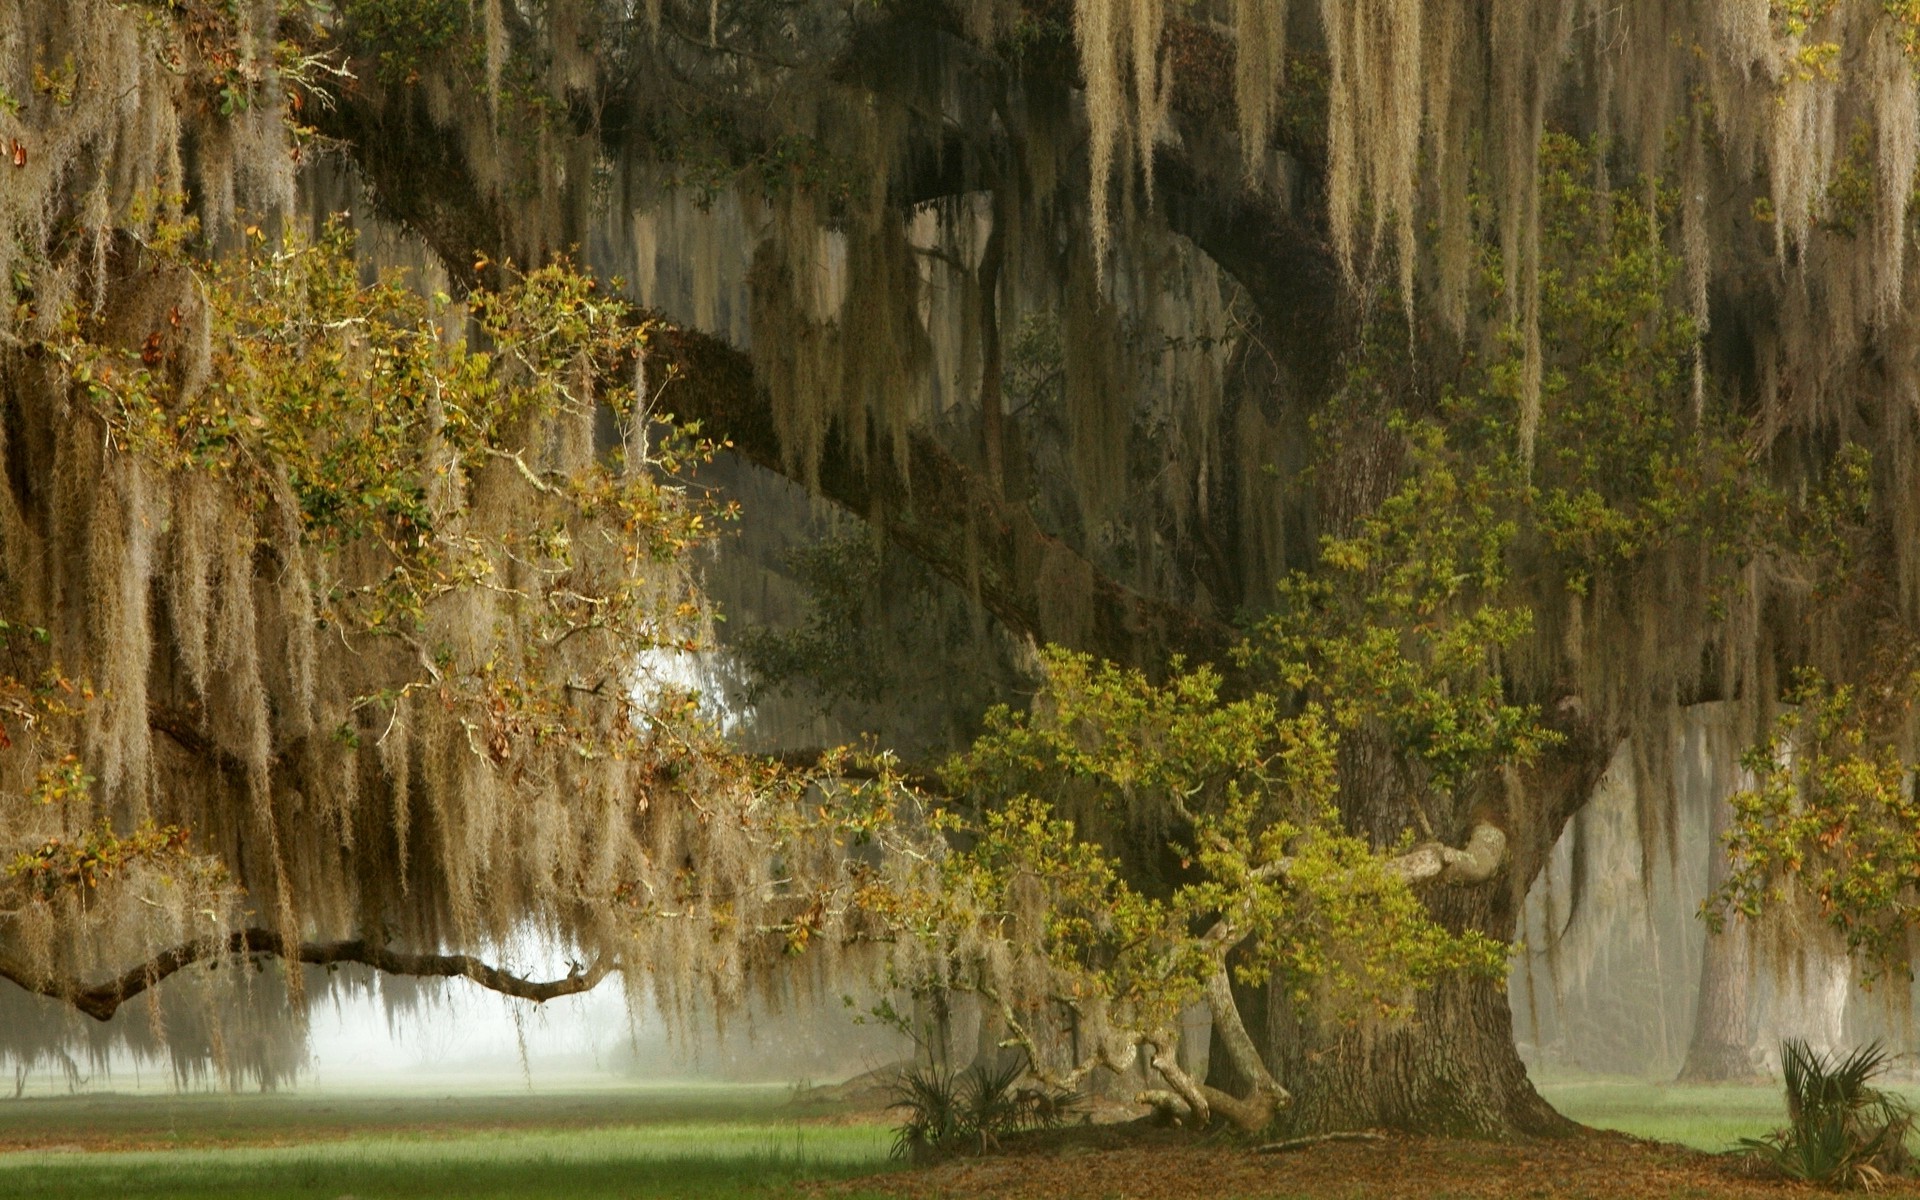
[4,958,912,1098]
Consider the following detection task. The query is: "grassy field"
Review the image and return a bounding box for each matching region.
[0,1077,1867,1199]
[1539,1080,1790,1151]
[0,1083,835,1149]
[0,1086,896,1199]
[0,1124,894,1200]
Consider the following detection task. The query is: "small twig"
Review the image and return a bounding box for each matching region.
[1253,1131,1388,1154]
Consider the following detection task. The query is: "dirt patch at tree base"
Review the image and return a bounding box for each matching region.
[827,1129,1914,1198]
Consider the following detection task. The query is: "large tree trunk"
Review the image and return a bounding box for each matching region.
[1255,721,1616,1137]
[1277,882,1576,1137]
[1678,926,1757,1082]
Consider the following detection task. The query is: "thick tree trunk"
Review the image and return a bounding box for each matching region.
[1260,720,1616,1137]
[1277,882,1576,1137]
[1678,926,1757,1082]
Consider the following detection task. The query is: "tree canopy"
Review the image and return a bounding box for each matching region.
[6,0,1920,1136]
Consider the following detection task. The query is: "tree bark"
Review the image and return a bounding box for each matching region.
[1277,881,1575,1137]
[1263,717,1617,1137]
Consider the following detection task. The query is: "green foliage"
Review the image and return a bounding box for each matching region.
[59,219,717,675]
[1422,132,1809,612]
[736,532,892,704]
[636,103,868,212]
[909,649,1505,1065]
[1529,137,1719,566]
[1737,1040,1915,1189]
[887,1065,960,1163]
[1713,671,1920,982]
[31,56,78,107]
[339,0,469,84]
[1822,124,1878,237]
[126,0,278,119]
[1892,0,1920,56]
[1252,421,1550,799]
[8,821,206,901]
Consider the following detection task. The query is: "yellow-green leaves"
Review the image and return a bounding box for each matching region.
[1714,671,1920,984]
[915,645,1504,1051]
[1253,423,1550,800]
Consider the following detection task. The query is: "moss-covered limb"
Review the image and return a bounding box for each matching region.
[1384,823,1507,885]
[0,930,612,1023]
[306,89,515,291]
[302,0,1333,672]
[650,322,1234,667]
[310,58,1234,669]
[838,5,1346,361]
[315,0,1344,367]
[1152,145,1346,407]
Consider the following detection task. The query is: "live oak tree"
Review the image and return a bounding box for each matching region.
[0,1,881,1080]
[11,0,1920,1139]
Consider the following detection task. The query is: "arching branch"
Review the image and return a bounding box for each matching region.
[0,930,611,1023]
[300,16,1312,669]
[650,323,1234,666]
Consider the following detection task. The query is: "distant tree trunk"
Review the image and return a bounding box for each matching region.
[1769,953,1851,1063]
[1678,773,1758,1082]
[914,987,953,1070]
[964,996,1029,1077]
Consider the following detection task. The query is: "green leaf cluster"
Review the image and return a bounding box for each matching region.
[1714,671,1920,983]
[921,649,1504,1046]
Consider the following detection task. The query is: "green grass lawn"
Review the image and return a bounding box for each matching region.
[1539,1078,1920,1152]
[0,1083,828,1148]
[1540,1080,1787,1151]
[0,1124,893,1200]
[0,1077,1894,1198]
[0,1087,896,1200]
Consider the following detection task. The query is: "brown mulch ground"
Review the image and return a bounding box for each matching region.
[824,1127,1920,1199]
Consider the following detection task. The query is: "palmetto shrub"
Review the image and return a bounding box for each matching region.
[888,1059,1078,1163]
[1738,1040,1915,1190]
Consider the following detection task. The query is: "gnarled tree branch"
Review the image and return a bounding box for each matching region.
[0,930,611,1022]
[1385,822,1508,886]
[1205,965,1291,1111]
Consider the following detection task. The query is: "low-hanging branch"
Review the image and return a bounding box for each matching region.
[0,931,613,1023]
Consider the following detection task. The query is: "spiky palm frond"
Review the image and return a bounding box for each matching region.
[887,1065,960,1163]
[1739,1040,1915,1190]
[886,1057,1083,1163]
